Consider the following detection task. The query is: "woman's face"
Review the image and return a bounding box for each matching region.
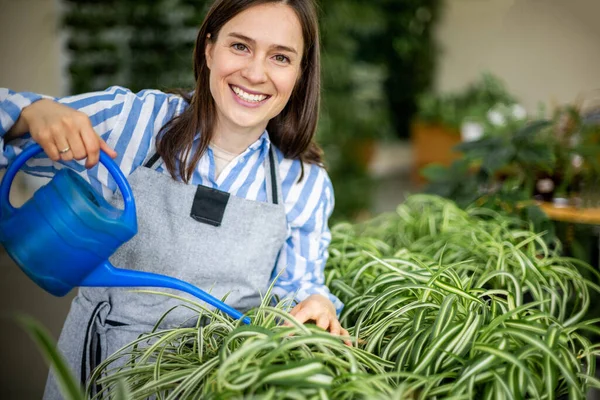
[205,3,304,136]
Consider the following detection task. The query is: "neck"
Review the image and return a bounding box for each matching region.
[212,118,267,155]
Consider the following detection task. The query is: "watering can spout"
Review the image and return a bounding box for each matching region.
[81,261,251,325]
[0,143,250,325]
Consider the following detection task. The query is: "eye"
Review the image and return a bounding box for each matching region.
[274,54,290,64]
[232,43,248,52]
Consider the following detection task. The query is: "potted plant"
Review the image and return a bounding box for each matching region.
[541,105,600,206]
[412,72,518,185]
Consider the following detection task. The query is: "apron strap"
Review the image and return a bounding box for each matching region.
[266,145,279,205]
[142,143,281,205]
[144,152,161,169]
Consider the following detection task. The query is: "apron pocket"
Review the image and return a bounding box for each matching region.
[81,302,110,394]
[81,301,150,390]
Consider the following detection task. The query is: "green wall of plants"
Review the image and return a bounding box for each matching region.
[62,0,442,220]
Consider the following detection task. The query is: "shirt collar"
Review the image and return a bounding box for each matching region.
[194,129,271,156]
[248,130,271,152]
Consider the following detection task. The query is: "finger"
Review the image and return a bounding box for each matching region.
[99,138,117,159]
[291,308,312,324]
[289,304,303,317]
[43,142,61,162]
[54,135,74,162]
[79,122,101,168]
[66,130,87,161]
[316,314,330,331]
[329,319,342,336]
[47,122,74,162]
[35,129,60,161]
[340,328,352,346]
[59,115,86,162]
[286,305,302,326]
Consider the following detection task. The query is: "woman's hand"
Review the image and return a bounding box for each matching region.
[12,99,116,168]
[289,294,351,345]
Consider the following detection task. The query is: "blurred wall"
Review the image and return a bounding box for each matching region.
[0,0,64,95]
[0,1,73,399]
[435,0,600,112]
[0,0,61,201]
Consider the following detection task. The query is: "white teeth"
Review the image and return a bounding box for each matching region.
[232,86,267,103]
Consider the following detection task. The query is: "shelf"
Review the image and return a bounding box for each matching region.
[537,201,600,225]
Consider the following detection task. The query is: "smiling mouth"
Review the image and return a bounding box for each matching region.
[230,85,270,103]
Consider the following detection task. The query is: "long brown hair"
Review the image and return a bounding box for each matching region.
[157,0,323,183]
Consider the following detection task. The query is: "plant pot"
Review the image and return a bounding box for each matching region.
[347,139,377,170]
[411,120,462,185]
[552,197,569,208]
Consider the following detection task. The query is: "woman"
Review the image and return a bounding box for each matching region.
[0,0,348,397]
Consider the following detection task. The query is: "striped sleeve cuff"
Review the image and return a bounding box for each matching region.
[0,90,49,136]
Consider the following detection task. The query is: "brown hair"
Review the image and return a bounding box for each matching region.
[157,0,323,183]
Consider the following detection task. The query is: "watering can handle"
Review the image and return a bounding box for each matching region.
[0,144,136,226]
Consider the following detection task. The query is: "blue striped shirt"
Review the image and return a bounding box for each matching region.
[0,86,343,314]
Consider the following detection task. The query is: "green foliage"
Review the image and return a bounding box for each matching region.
[328,195,600,398]
[62,0,206,93]
[23,196,600,399]
[317,0,442,220]
[417,72,518,129]
[545,106,600,196]
[17,316,86,400]
[316,0,391,221]
[423,104,600,221]
[356,0,444,139]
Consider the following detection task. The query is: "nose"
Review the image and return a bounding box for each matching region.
[241,56,267,84]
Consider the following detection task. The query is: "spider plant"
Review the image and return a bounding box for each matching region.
[325,194,600,398]
[20,195,600,399]
[87,292,393,399]
[328,250,599,398]
[330,195,599,326]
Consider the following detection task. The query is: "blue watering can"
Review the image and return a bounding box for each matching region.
[0,143,250,324]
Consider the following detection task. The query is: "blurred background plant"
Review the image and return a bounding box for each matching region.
[63,0,206,93]
[422,103,600,208]
[62,0,443,221]
[421,99,600,264]
[410,72,520,185]
[416,72,518,130]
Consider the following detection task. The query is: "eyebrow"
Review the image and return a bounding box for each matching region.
[227,32,298,55]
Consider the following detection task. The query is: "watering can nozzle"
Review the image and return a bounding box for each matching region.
[0,144,250,324]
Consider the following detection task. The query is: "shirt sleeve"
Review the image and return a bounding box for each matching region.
[0,86,186,200]
[270,162,344,315]
[0,90,48,135]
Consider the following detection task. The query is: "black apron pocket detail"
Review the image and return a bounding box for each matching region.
[81,302,107,386]
[190,185,230,227]
[91,332,102,396]
[106,319,128,327]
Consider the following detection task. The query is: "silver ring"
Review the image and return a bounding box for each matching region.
[58,146,71,154]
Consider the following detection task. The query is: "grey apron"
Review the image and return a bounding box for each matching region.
[44,145,288,399]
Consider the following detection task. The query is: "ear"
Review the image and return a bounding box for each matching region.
[205,36,214,70]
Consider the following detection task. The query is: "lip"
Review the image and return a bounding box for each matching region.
[229,84,271,108]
